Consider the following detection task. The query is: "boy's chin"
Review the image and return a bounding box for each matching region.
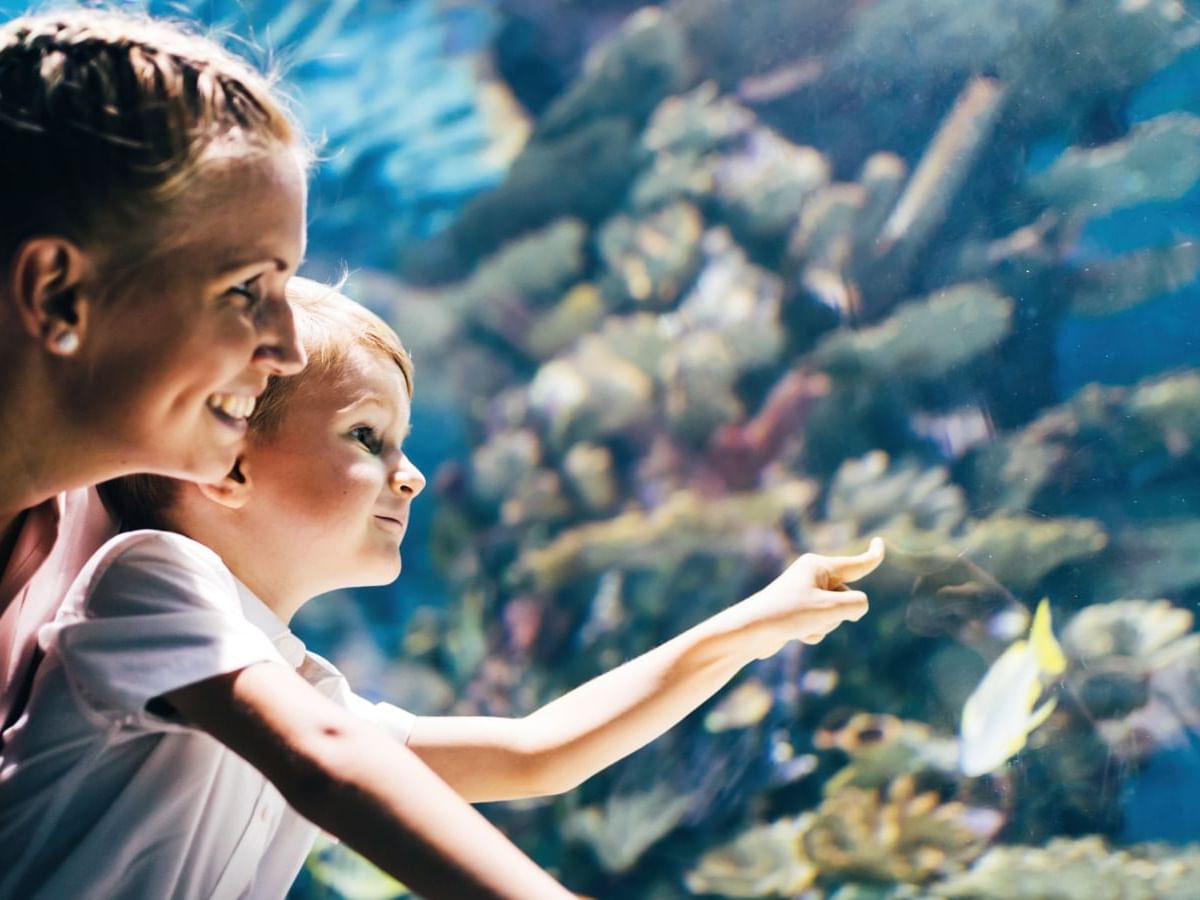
[352,555,403,588]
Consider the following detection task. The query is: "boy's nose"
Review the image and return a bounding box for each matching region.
[389,457,426,498]
[252,295,307,376]
[388,458,427,501]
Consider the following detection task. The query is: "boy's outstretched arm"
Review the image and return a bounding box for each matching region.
[408,538,885,803]
[164,663,577,900]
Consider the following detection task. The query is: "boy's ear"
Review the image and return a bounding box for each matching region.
[6,237,94,354]
[196,458,253,509]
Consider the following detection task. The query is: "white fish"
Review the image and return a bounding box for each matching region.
[959,598,1067,777]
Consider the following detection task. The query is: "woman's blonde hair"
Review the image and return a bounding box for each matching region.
[0,7,308,269]
[99,277,414,531]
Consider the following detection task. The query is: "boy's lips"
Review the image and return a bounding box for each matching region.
[374,514,407,535]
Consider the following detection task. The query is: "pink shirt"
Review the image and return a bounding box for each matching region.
[0,488,116,734]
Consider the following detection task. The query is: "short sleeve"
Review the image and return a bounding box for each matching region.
[40,531,287,728]
[347,697,416,746]
[297,652,416,745]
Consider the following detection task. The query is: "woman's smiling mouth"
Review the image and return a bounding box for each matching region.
[207,392,257,431]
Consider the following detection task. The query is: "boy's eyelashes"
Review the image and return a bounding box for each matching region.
[349,424,384,455]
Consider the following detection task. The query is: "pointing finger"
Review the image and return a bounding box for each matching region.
[823,536,886,583]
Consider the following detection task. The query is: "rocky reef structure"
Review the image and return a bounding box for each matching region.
[934,837,1200,900]
[374,1,1200,888]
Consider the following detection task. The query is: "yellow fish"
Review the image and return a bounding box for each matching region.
[959,598,1067,777]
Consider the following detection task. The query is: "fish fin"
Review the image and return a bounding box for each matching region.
[1026,696,1058,734]
[1031,598,1067,676]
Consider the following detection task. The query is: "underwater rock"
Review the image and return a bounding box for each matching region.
[1125,370,1200,452]
[959,513,1108,593]
[1093,519,1200,602]
[814,713,960,796]
[640,80,757,158]
[674,229,786,373]
[470,428,543,508]
[1063,599,1194,667]
[813,452,968,555]
[661,329,745,446]
[415,117,637,279]
[933,836,1200,899]
[1062,599,1200,758]
[684,815,818,897]
[872,76,1007,276]
[524,282,608,360]
[800,0,1196,153]
[500,468,573,527]
[535,7,695,142]
[527,336,656,447]
[513,479,818,591]
[1000,0,1200,132]
[593,312,679,379]
[787,182,870,314]
[562,442,619,514]
[690,773,1001,894]
[804,775,1003,885]
[703,367,832,491]
[813,283,1013,382]
[712,127,831,251]
[703,678,776,733]
[672,0,859,90]
[597,201,706,309]
[972,371,1200,511]
[1031,112,1200,222]
[563,782,698,874]
[629,150,718,211]
[432,218,588,336]
[1069,241,1200,317]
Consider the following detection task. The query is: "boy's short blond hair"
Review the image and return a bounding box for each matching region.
[100,277,414,531]
[250,276,413,435]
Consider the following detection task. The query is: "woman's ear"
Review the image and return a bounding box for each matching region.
[6,237,94,355]
[196,458,253,509]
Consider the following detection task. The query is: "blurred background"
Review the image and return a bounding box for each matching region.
[8,0,1200,896]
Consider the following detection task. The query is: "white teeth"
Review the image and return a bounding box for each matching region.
[207,393,256,420]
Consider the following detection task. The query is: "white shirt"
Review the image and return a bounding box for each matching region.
[0,530,415,900]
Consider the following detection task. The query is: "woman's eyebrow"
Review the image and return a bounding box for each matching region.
[216,255,294,276]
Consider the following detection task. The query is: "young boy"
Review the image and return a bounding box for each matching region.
[0,279,883,899]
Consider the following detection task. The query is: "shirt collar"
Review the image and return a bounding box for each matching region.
[233,578,307,669]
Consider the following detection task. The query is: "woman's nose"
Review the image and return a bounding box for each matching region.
[252,295,307,376]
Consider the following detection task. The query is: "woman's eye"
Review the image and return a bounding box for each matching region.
[350,426,383,454]
[228,279,263,310]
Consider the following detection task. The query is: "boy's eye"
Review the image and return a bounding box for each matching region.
[350,425,383,454]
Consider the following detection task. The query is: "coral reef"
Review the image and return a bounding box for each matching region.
[933,837,1200,900]
[563,783,698,874]
[686,774,1002,896]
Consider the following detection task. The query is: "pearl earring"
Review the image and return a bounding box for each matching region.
[53,331,80,355]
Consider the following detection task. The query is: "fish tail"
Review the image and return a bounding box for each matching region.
[1031,598,1067,676]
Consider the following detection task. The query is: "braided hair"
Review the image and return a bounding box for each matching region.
[0,8,309,271]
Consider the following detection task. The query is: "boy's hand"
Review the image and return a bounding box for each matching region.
[736,537,884,660]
